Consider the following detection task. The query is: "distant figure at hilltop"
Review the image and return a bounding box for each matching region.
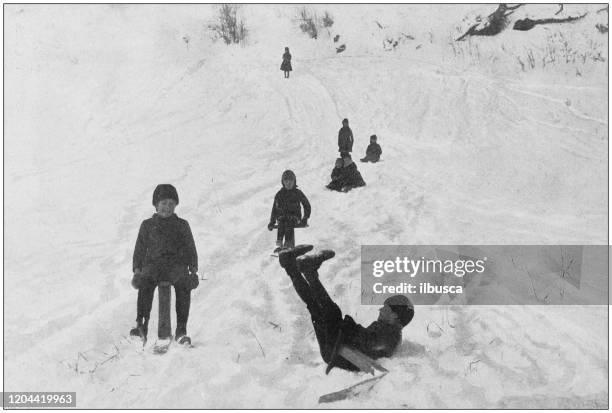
[338,118,354,157]
[281,47,292,79]
[360,135,382,163]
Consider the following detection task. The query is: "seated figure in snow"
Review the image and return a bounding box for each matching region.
[360,134,382,163]
[278,245,414,372]
[326,158,345,191]
[339,154,366,192]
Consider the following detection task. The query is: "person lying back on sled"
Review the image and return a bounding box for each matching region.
[268,170,311,252]
[360,135,382,163]
[278,245,414,372]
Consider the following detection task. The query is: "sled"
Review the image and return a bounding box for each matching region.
[319,331,389,403]
[318,372,387,404]
[336,347,388,375]
[158,281,172,339]
[272,223,309,229]
[153,281,190,354]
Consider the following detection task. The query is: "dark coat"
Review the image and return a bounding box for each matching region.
[326,167,344,191]
[133,214,198,272]
[342,163,366,189]
[280,52,292,71]
[326,163,365,192]
[366,142,382,159]
[324,315,403,372]
[270,187,311,224]
[338,126,354,152]
[331,166,344,181]
[342,316,402,360]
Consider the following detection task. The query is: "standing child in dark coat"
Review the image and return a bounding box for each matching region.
[360,135,382,163]
[268,170,311,252]
[338,118,354,157]
[130,184,199,342]
[281,47,292,78]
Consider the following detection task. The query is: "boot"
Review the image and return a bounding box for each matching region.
[129,317,148,340]
[175,322,187,340]
[273,240,283,254]
[297,250,336,273]
[278,244,313,269]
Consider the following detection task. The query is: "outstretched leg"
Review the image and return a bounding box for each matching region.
[279,245,317,311]
[291,250,337,312]
[280,247,345,364]
[302,269,344,364]
[284,265,318,312]
[304,272,337,314]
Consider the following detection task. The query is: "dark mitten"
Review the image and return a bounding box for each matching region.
[268,222,275,231]
[131,272,143,289]
[188,273,199,290]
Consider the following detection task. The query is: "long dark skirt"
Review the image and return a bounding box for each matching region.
[281,60,292,71]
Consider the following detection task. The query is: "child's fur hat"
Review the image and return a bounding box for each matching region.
[384,295,414,326]
[152,184,179,206]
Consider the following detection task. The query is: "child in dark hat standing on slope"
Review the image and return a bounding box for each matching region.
[130,184,199,344]
[268,170,311,253]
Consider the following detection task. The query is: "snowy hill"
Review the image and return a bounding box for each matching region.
[3,4,608,408]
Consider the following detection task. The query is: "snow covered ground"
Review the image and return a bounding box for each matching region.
[3,4,608,409]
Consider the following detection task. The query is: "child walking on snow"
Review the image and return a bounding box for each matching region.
[130,184,199,342]
[268,170,311,253]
